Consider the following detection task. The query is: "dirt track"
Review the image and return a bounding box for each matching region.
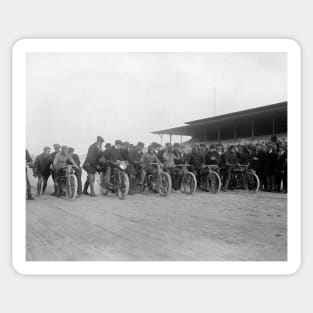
[26,174,287,261]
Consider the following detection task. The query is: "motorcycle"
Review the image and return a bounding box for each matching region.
[98,160,130,200]
[58,164,78,200]
[139,162,172,196]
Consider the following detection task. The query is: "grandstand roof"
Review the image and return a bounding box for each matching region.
[151,101,287,137]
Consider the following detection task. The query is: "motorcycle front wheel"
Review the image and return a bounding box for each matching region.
[117,172,130,200]
[157,172,172,197]
[98,172,109,196]
[181,171,197,195]
[66,174,77,200]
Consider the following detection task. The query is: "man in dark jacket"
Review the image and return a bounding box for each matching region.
[126,142,144,194]
[237,145,250,165]
[50,144,61,195]
[205,145,221,165]
[264,144,278,192]
[68,147,82,196]
[104,140,126,187]
[190,145,205,185]
[33,146,52,196]
[82,136,104,196]
[251,143,267,191]
[26,149,34,200]
[223,145,239,191]
[276,145,287,192]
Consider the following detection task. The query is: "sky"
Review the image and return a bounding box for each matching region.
[26,52,287,154]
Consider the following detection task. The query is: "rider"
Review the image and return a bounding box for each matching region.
[237,145,250,165]
[52,145,78,197]
[68,147,82,197]
[104,140,126,187]
[190,144,205,185]
[205,144,221,166]
[138,144,162,187]
[50,144,61,195]
[33,146,52,196]
[223,145,239,191]
[171,143,186,190]
[162,143,176,176]
[127,141,144,194]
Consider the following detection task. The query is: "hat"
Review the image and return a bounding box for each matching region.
[209,144,215,149]
[137,141,144,148]
[115,139,123,146]
[105,143,111,148]
[97,136,104,143]
[68,147,74,153]
[53,144,60,149]
[173,143,180,148]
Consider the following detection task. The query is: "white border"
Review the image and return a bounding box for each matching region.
[12,39,301,275]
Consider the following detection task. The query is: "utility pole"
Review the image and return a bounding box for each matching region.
[213,86,216,116]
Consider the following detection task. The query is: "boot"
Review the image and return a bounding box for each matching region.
[36,182,41,196]
[51,183,57,196]
[83,180,89,195]
[89,180,96,197]
[27,193,34,200]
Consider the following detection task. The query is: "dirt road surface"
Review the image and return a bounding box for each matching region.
[26,174,287,261]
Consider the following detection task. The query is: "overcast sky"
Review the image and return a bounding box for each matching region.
[26,52,287,154]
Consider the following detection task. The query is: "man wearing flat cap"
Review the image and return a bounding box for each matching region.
[33,146,52,196]
[82,136,104,196]
[103,139,126,188]
[50,144,61,195]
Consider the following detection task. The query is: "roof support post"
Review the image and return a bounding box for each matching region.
[272,119,275,135]
[233,126,237,139]
[180,135,183,144]
[169,134,172,144]
[159,134,163,146]
[217,127,220,144]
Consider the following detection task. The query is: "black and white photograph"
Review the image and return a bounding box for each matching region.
[13,39,300,274]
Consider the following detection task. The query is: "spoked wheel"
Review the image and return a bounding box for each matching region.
[181,171,197,195]
[66,174,77,200]
[117,172,130,200]
[206,171,222,194]
[158,172,172,196]
[98,172,109,195]
[247,171,260,192]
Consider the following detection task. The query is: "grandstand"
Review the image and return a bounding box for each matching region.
[152,101,287,145]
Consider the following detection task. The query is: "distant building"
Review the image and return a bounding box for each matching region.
[152,101,287,145]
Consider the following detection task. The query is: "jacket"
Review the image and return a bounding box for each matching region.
[82,142,102,174]
[34,153,52,176]
[205,151,221,165]
[264,151,278,175]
